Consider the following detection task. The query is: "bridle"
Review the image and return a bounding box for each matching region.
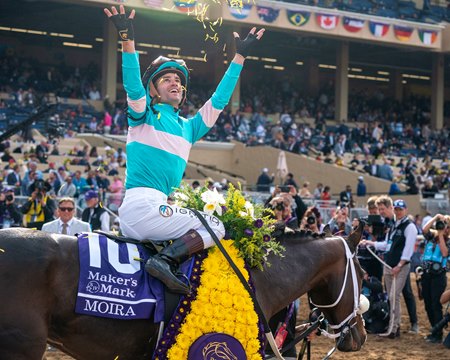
[309,236,362,341]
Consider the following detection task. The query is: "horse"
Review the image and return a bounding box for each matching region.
[0,223,366,360]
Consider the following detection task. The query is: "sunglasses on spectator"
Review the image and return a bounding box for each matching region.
[59,207,74,212]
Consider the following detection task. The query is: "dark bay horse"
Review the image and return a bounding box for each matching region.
[0,224,366,360]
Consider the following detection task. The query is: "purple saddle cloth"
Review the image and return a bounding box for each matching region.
[75,232,193,321]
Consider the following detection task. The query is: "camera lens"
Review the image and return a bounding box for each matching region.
[436,220,446,230]
[5,194,13,202]
[307,216,316,225]
[275,203,285,211]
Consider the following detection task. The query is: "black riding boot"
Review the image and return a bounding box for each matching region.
[145,229,204,294]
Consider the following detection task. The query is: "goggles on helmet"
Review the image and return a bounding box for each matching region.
[142,56,189,106]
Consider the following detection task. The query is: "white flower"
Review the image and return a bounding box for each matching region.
[244,201,255,219]
[201,188,225,216]
[173,192,189,206]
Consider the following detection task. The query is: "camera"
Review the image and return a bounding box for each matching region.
[279,185,290,193]
[307,215,316,225]
[36,192,43,201]
[436,220,447,231]
[431,312,450,337]
[5,194,13,202]
[362,215,385,238]
[275,203,285,211]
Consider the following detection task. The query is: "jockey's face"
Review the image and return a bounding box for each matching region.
[155,73,183,107]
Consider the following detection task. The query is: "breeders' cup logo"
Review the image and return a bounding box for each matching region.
[159,205,173,217]
[86,281,101,294]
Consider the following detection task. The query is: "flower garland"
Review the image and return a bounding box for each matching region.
[173,183,284,269]
[159,241,264,360]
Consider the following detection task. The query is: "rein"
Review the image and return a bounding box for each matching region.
[309,237,361,342]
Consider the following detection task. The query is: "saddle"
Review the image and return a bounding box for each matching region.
[94,230,166,255]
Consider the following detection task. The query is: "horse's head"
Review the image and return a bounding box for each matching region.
[310,221,367,352]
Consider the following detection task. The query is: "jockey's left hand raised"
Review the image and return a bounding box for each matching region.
[233,27,265,63]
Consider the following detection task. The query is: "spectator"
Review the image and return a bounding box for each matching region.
[389,178,402,195]
[58,176,77,198]
[81,190,110,232]
[283,172,298,190]
[299,181,312,198]
[6,164,22,195]
[0,188,22,228]
[357,176,367,197]
[42,197,91,235]
[313,182,323,200]
[422,179,439,198]
[256,168,274,192]
[340,184,353,206]
[320,185,332,202]
[108,175,124,210]
[21,180,56,230]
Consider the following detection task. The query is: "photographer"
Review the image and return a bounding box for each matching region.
[265,185,307,228]
[327,203,352,236]
[21,179,56,230]
[269,195,298,230]
[358,196,385,281]
[300,206,322,233]
[421,214,450,344]
[0,188,22,228]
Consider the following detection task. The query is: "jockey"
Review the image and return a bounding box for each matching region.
[104,5,264,294]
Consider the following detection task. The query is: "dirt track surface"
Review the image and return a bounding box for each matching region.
[45,275,450,360]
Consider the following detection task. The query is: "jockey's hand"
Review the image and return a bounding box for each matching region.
[104,5,135,41]
[233,27,265,58]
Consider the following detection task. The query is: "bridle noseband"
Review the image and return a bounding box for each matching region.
[309,236,362,341]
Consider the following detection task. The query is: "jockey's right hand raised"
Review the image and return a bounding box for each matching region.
[104,5,135,42]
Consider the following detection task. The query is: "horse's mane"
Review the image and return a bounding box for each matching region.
[273,225,327,244]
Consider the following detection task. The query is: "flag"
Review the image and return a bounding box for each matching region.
[286,10,310,27]
[143,0,164,8]
[173,0,197,13]
[316,14,339,30]
[228,2,252,20]
[343,17,364,33]
[418,29,438,45]
[369,21,389,37]
[394,25,413,41]
[256,6,280,23]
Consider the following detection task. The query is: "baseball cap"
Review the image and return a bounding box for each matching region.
[393,199,407,209]
[358,176,364,181]
[85,190,99,201]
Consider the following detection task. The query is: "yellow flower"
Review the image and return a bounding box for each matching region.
[166,240,262,359]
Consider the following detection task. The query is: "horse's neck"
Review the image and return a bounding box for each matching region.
[249,236,342,318]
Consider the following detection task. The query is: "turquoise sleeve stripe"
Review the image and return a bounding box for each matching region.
[123,52,146,101]
[210,61,243,110]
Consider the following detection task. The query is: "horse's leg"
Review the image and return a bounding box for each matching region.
[0,312,48,360]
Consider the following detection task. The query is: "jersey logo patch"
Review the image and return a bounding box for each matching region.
[159,205,173,217]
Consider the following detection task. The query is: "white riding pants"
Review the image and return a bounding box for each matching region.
[118,187,225,248]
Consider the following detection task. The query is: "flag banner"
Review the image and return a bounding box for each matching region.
[316,14,339,30]
[418,29,438,45]
[256,6,280,23]
[394,25,413,41]
[286,10,310,27]
[173,0,197,13]
[228,2,252,20]
[369,21,390,37]
[343,17,365,33]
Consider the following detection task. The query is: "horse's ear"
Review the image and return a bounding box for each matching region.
[272,221,286,238]
[347,220,364,252]
[322,224,332,237]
